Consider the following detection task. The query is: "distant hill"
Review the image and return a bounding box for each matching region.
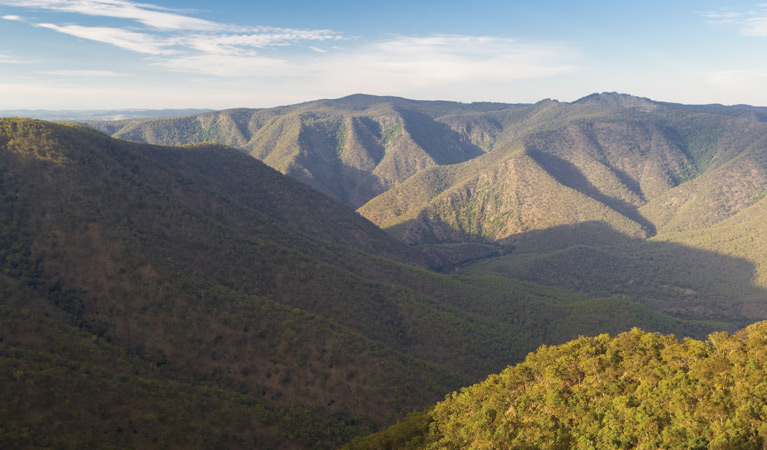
[345,321,767,450]
[84,93,767,326]
[0,108,212,121]
[0,118,710,449]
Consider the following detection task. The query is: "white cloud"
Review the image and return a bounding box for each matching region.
[701,5,767,36]
[0,51,28,63]
[2,14,23,20]
[43,69,128,76]
[4,0,344,74]
[701,11,742,20]
[155,53,291,77]
[0,0,221,31]
[148,33,577,85]
[742,16,767,36]
[37,23,176,54]
[174,29,341,56]
[311,35,577,93]
[0,1,581,106]
[0,0,345,37]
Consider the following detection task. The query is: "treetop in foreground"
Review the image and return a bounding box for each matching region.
[347,321,767,449]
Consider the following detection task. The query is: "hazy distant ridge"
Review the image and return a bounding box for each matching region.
[0,108,213,121]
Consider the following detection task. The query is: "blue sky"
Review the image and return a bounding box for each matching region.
[1,0,766,109]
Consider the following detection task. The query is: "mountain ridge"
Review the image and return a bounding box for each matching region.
[77,94,767,327]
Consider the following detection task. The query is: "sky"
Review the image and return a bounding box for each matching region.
[1,0,767,109]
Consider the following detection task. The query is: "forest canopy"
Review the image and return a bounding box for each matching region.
[346,321,767,450]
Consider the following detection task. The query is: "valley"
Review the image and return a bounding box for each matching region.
[86,92,767,327]
[2,92,767,448]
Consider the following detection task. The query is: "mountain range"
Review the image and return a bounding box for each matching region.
[83,92,767,326]
[2,91,767,448]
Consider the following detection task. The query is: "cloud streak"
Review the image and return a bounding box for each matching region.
[316,35,577,90]
[37,23,177,54]
[701,5,767,36]
[0,51,28,63]
[155,54,291,77]
[42,69,128,77]
[742,16,767,36]
[151,34,577,85]
[0,0,221,30]
[2,0,343,72]
[1,0,572,87]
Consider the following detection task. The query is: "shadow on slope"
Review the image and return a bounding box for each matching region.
[527,149,656,237]
[394,107,487,165]
[458,221,767,327]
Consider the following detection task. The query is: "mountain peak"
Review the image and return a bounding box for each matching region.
[573,92,659,111]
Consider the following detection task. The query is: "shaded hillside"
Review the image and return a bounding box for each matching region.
[0,118,714,448]
[460,221,767,327]
[345,322,767,450]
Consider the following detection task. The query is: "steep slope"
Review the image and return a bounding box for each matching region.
[393,151,648,244]
[1,118,713,448]
[640,115,767,233]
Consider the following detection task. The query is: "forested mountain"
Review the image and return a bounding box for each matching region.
[82,95,522,208]
[85,93,767,328]
[346,322,767,450]
[0,118,708,448]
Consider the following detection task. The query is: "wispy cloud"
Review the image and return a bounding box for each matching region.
[702,11,742,19]
[37,23,177,55]
[0,0,221,31]
[42,69,128,77]
[701,4,767,36]
[0,0,578,105]
[152,34,577,83]
[329,35,577,84]
[1,0,343,74]
[155,54,291,77]
[176,28,341,56]
[0,51,29,63]
[742,16,767,36]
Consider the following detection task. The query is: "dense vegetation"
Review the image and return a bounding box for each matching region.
[1,118,714,448]
[86,93,767,328]
[346,321,767,449]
